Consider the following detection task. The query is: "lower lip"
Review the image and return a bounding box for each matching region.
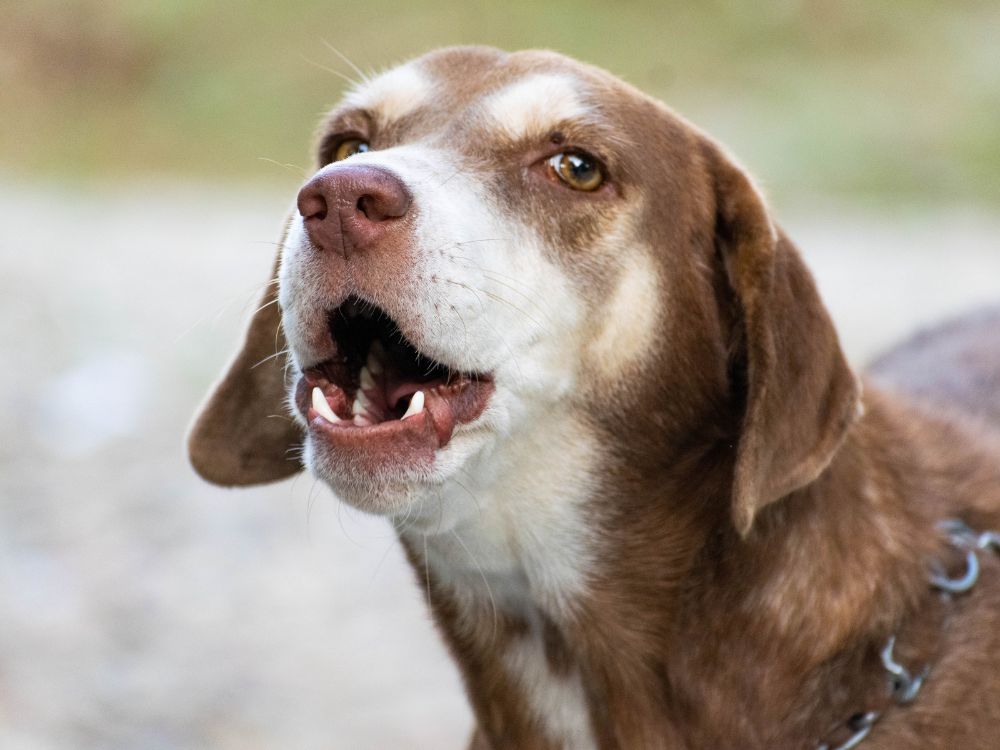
[295,376,495,475]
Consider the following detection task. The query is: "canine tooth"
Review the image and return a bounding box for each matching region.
[402,390,425,420]
[366,342,385,375]
[311,387,340,423]
[360,365,375,390]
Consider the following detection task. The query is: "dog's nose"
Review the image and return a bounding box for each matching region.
[297,164,411,256]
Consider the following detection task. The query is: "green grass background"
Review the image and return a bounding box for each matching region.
[3,0,998,207]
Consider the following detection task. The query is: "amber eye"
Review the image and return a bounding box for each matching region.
[332,138,370,162]
[548,150,604,191]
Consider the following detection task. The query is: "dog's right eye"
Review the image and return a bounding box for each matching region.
[332,138,370,162]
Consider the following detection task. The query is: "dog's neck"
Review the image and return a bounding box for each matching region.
[397,407,604,748]
[399,407,598,619]
[399,389,943,749]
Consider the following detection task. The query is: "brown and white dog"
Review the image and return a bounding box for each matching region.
[188,47,1000,749]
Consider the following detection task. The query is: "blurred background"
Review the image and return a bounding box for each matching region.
[1,1,998,748]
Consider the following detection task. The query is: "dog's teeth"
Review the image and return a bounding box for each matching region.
[353,414,373,426]
[402,390,425,420]
[360,366,375,390]
[353,389,375,416]
[366,342,385,375]
[311,387,340,423]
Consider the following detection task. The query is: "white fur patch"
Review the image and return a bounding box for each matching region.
[407,412,599,613]
[483,74,590,141]
[343,62,432,121]
[503,630,596,750]
[588,249,661,376]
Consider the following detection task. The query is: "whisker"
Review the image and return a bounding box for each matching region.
[319,39,370,85]
[423,533,432,607]
[450,527,500,644]
[336,495,363,548]
[442,276,547,333]
[450,303,471,356]
[370,535,401,586]
[251,296,282,317]
[286,469,311,541]
[391,494,419,537]
[257,156,309,177]
[173,276,279,344]
[445,252,545,297]
[300,53,360,87]
[251,347,290,370]
[453,238,505,246]
[273,320,283,360]
[435,167,465,190]
[451,475,484,518]
[478,288,547,332]
[476,274,555,326]
[440,278,526,386]
[306,477,320,540]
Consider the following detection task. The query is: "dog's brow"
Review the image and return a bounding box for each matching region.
[343,63,432,123]
[482,73,590,141]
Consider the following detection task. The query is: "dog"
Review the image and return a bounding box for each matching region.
[188,47,1000,748]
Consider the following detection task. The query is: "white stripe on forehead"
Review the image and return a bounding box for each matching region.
[342,62,432,121]
[483,73,590,140]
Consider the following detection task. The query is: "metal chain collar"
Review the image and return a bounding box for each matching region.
[816,519,1000,750]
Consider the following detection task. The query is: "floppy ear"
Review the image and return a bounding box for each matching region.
[706,145,861,535]
[187,225,303,486]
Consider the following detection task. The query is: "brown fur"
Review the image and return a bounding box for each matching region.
[189,47,1000,748]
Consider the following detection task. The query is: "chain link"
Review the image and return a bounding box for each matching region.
[816,518,995,750]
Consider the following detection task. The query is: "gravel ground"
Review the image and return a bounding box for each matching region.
[1,177,998,749]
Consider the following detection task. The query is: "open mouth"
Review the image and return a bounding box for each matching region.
[296,296,493,470]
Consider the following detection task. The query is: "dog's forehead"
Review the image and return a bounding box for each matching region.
[335,47,641,144]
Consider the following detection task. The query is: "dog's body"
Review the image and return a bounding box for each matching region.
[189,47,1000,748]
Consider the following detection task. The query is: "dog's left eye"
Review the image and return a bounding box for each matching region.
[548,151,604,192]
[332,138,370,162]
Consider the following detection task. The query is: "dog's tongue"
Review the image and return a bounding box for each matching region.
[376,365,457,446]
[383,372,457,446]
[385,375,429,413]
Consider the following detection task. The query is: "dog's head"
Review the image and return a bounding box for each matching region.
[189,46,859,535]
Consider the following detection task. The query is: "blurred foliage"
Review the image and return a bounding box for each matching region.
[2,0,998,206]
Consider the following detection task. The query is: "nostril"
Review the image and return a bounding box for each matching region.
[356,187,409,223]
[297,188,328,222]
[357,193,393,222]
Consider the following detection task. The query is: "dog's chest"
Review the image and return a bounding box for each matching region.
[499,611,596,750]
[423,529,598,750]
[403,432,601,748]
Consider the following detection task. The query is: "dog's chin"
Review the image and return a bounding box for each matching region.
[304,426,495,517]
[311,467,427,517]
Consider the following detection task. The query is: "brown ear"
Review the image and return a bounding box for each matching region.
[707,145,861,535]
[187,227,303,486]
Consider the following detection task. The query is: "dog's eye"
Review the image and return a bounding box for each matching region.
[332,138,370,162]
[548,151,604,192]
